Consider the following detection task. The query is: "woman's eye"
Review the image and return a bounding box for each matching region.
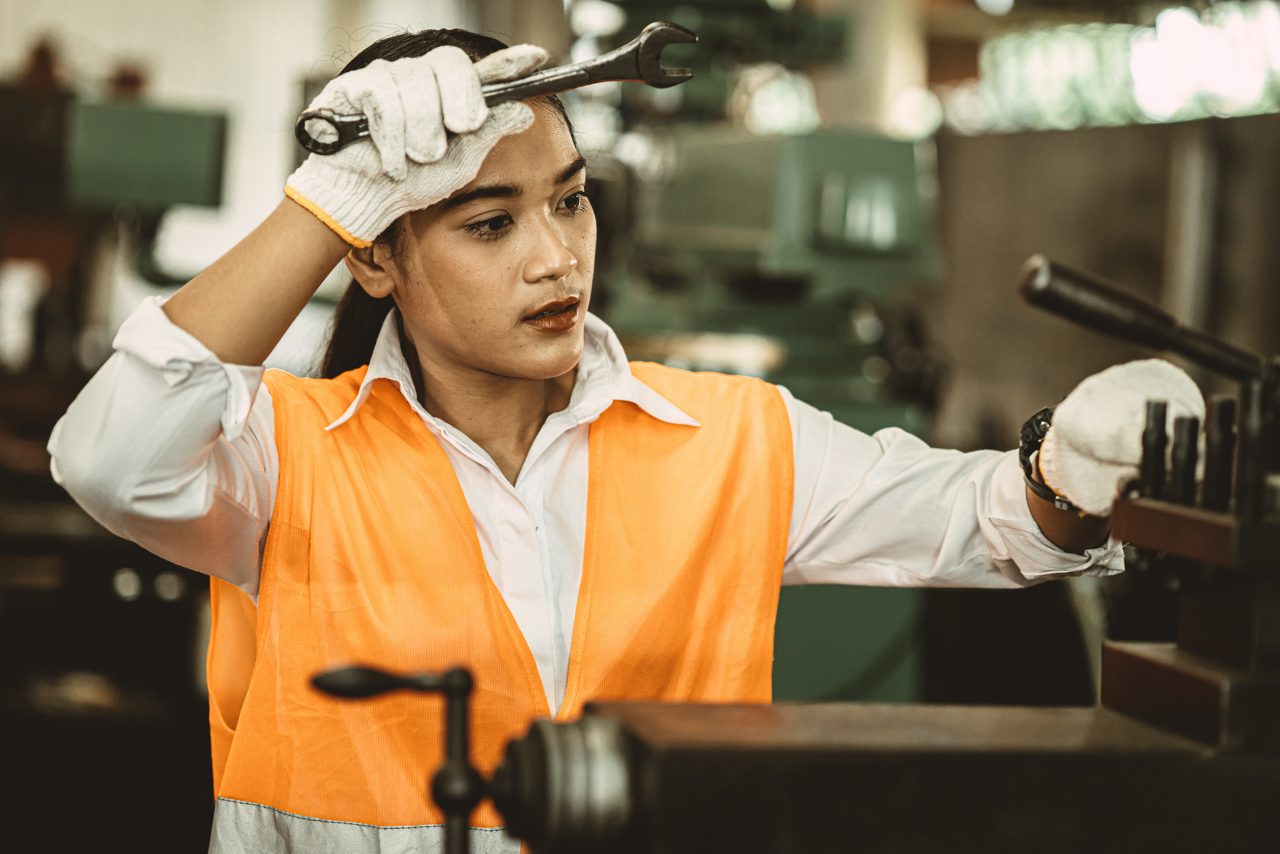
[463,214,512,240]
[561,192,589,214]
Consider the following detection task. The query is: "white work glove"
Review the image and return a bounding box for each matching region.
[285,44,549,247]
[1038,358,1205,516]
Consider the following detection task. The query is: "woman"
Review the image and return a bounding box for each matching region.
[48,26,1191,854]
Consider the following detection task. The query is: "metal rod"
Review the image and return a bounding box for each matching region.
[440,668,476,854]
[1235,378,1267,523]
[1272,361,1280,475]
[445,819,468,854]
[1019,257,1264,381]
[1202,396,1237,512]
[1141,400,1168,500]
[1170,416,1200,506]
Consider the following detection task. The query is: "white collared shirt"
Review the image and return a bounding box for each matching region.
[49,297,1124,713]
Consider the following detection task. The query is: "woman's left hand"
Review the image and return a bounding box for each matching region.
[1038,358,1204,516]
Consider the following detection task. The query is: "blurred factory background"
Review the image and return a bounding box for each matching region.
[3,0,1280,849]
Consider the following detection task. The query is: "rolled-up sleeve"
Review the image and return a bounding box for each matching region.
[47,295,275,597]
[778,387,1125,589]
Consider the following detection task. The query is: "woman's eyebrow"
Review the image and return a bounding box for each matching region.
[558,156,587,184]
[443,157,588,211]
[441,183,518,210]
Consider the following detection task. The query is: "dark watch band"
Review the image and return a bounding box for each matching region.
[1019,406,1080,513]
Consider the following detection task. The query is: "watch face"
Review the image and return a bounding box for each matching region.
[1019,407,1055,477]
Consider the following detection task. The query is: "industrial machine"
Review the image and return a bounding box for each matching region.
[605,125,943,702]
[604,126,947,706]
[1022,256,1280,753]
[1,62,226,852]
[615,127,939,432]
[548,2,946,704]
[315,255,1280,853]
[0,80,227,499]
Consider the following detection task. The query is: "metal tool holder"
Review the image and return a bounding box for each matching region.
[1019,255,1280,750]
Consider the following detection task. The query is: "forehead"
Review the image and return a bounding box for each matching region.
[466,103,579,188]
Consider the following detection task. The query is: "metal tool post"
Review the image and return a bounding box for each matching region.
[1020,255,1280,746]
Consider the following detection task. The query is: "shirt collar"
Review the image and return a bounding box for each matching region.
[324,309,700,431]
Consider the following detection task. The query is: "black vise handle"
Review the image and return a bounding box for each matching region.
[312,665,483,854]
[1019,256,1265,381]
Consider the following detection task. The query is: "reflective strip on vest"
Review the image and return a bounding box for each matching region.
[209,798,519,854]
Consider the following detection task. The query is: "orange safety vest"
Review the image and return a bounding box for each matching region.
[206,362,793,851]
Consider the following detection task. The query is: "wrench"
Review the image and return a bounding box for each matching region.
[295,21,697,155]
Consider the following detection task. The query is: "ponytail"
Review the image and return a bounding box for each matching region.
[320,282,394,379]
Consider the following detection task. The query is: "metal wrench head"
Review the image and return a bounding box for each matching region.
[634,21,698,88]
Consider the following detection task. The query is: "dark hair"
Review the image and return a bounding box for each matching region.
[319,29,576,379]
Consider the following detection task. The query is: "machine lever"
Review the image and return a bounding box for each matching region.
[312,665,483,854]
[1019,256,1264,381]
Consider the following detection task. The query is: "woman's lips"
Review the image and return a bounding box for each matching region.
[524,298,578,320]
[523,302,579,332]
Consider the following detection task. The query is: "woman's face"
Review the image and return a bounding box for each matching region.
[384,103,596,382]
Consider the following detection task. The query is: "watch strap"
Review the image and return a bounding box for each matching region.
[1019,407,1080,513]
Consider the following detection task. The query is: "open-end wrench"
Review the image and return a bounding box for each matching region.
[296,21,698,155]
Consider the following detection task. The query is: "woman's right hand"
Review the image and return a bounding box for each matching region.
[285,44,549,247]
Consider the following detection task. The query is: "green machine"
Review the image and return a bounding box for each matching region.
[66,101,226,212]
[602,127,941,702]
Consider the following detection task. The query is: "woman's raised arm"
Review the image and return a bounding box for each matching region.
[161,198,349,365]
[48,45,550,592]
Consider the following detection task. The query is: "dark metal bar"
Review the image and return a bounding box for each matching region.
[1256,569,1280,671]
[575,700,1279,854]
[441,668,476,854]
[1235,378,1267,524]
[1202,396,1237,512]
[1019,257,1264,380]
[445,820,468,854]
[1170,416,1200,505]
[1141,400,1168,499]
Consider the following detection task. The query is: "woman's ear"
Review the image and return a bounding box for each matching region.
[344,242,397,299]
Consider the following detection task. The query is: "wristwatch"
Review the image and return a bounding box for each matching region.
[1019,407,1080,513]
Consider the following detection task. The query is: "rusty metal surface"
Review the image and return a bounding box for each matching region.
[589,700,1206,755]
[1101,641,1280,750]
[1111,497,1236,566]
[1178,571,1258,666]
[1110,496,1280,571]
[573,701,1279,854]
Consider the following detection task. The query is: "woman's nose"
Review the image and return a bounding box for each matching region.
[523,216,578,283]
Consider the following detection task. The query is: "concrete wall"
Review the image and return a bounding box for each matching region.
[927,115,1280,452]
